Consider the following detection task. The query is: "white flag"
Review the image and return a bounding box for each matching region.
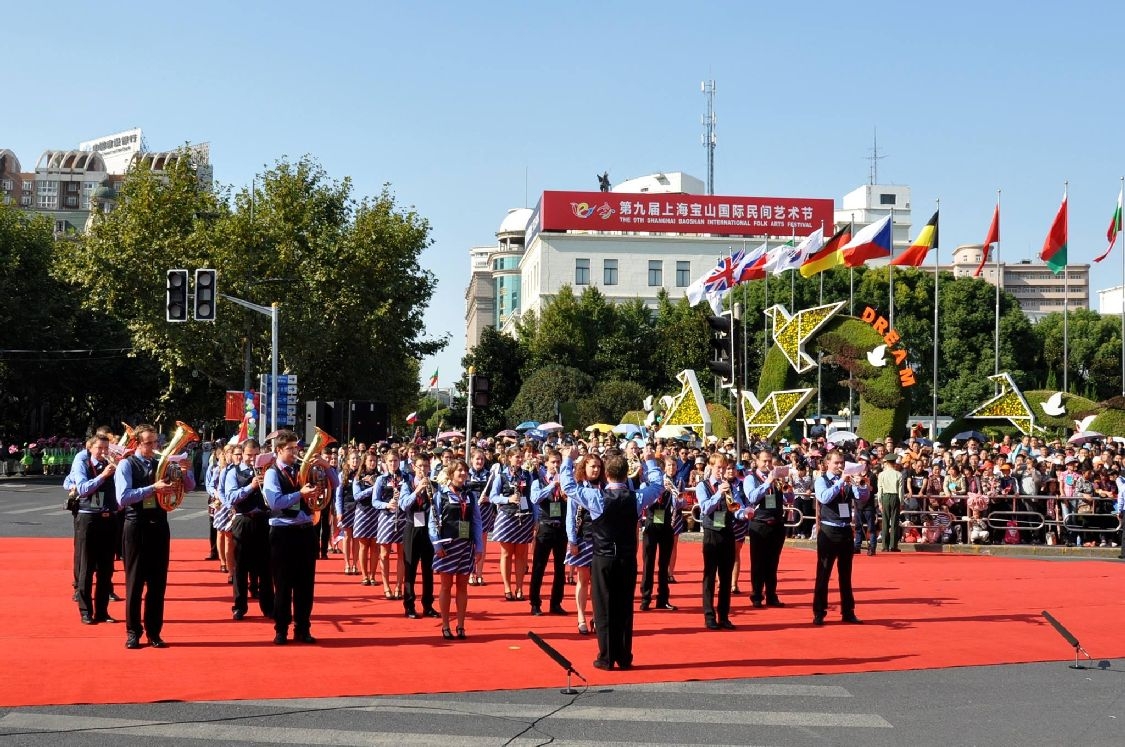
[775,228,824,274]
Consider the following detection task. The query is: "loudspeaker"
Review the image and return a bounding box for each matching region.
[348,401,388,445]
[304,400,346,444]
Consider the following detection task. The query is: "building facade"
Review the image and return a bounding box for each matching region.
[947,244,1089,319]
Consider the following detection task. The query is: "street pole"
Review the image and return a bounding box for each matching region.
[466,366,475,454]
[222,294,280,436]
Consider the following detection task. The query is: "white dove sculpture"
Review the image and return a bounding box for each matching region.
[1074,414,1097,433]
[866,344,888,367]
[1040,391,1066,417]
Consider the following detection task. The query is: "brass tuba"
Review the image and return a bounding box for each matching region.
[156,421,200,511]
[299,426,337,525]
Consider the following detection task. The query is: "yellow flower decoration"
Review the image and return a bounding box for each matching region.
[663,369,712,432]
[764,302,846,374]
[966,372,1043,435]
[742,388,815,441]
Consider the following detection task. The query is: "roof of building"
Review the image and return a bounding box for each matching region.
[497,207,532,236]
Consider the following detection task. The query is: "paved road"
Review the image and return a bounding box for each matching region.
[1,662,1121,746]
[0,478,211,540]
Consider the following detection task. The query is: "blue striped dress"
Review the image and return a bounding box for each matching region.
[431,487,481,576]
[490,467,534,544]
[352,472,380,539]
[470,467,496,533]
[374,473,405,544]
[564,500,594,568]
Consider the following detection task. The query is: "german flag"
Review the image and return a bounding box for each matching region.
[799,223,851,278]
[890,211,939,267]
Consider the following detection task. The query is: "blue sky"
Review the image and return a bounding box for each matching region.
[7,1,1125,391]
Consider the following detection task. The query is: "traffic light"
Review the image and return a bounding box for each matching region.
[472,375,491,408]
[194,269,217,321]
[707,312,736,386]
[165,269,189,322]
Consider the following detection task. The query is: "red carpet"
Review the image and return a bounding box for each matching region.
[2,537,1123,707]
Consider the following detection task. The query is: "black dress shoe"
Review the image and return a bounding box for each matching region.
[549,606,568,615]
[205,553,218,561]
[233,610,246,620]
[812,616,825,626]
[273,633,288,645]
[295,633,317,644]
[766,598,785,608]
[751,600,765,608]
[108,592,122,602]
[423,608,441,618]
[705,619,720,630]
[405,610,419,619]
[72,590,81,602]
[125,635,141,649]
[530,607,543,616]
[616,661,633,671]
[842,615,864,624]
[719,619,735,630]
[149,637,168,648]
[640,601,651,611]
[81,613,95,625]
[93,614,118,623]
[655,603,677,611]
[592,659,613,671]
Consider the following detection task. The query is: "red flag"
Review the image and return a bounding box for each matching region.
[974,204,999,277]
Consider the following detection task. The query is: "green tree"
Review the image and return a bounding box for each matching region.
[653,290,710,385]
[1034,309,1122,398]
[456,327,527,435]
[575,379,648,426]
[508,365,593,424]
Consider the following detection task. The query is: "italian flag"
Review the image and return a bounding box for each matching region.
[1039,192,1067,275]
[1094,186,1123,263]
[428,368,439,388]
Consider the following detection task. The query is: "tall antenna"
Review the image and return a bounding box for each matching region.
[867,127,887,185]
[701,80,717,195]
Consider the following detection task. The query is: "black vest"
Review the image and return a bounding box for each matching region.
[575,504,594,542]
[748,472,784,524]
[125,455,163,519]
[591,485,639,557]
[700,480,733,535]
[80,460,117,513]
[273,463,308,518]
[438,491,468,541]
[819,476,853,524]
[643,488,675,532]
[407,475,431,518]
[499,468,530,514]
[535,479,565,526]
[340,474,355,504]
[232,466,267,515]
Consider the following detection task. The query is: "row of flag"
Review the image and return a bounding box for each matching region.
[685,186,1125,313]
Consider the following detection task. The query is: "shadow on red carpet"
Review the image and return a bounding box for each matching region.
[2,537,1122,707]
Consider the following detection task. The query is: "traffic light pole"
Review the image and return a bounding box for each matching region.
[730,302,742,458]
[465,366,475,454]
[222,294,279,437]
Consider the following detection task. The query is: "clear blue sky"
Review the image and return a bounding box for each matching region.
[6,1,1125,391]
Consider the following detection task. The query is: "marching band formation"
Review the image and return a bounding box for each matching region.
[64,424,873,664]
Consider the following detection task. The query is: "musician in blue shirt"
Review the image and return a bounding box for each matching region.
[812,451,865,626]
[224,438,274,620]
[70,434,119,625]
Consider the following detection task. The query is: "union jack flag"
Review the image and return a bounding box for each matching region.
[701,248,746,294]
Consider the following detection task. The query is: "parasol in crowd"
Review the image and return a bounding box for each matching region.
[585,423,615,433]
[437,430,464,441]
[538,421,564,432]
[515,421,540,432]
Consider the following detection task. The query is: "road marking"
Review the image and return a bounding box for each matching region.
[4,505,59,514]
[170,509,210,521]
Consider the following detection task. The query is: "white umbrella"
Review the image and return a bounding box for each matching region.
[1068,431,1104,445]
[826,431,858,444]
[538,421,564,432]
[654,425,687,439]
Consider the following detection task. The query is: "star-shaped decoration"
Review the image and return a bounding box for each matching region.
[966,372,1043,435]
[662,369,712,433]
[741,388,815,442]
[764,301,846,374]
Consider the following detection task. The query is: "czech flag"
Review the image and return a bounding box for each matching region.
[841,215,893,268]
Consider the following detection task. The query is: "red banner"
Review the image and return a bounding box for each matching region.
[536,190,834,238]
[225,391,260,421]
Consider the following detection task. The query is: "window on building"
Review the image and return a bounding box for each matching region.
[22,181,32,192]
[603,259,618,285]
[1,179,11,190]
[575,258,590,285]
[648,260,663,287]
[676,260,691,287]
[20,195,31,207]
[37,195,57,209]
[879,193,896,205]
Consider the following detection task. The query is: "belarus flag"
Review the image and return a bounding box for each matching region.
[1039,193,1068,275]
[428,369,439,388]
[840,215,893,268]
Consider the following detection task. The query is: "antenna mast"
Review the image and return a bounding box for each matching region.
[867,127,887,185]
[701,80,717,195]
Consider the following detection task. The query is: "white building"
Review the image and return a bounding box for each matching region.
[1097,284,1125,315]
[834,184,913,252]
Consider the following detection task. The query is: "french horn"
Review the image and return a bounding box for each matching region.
[156,421,200,511]
[299,426,337,525]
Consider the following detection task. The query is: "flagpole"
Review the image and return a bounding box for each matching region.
[932,198,940,439]
[1120,176,1124,397]
[743,241,750,394]
[763,240,769,365]
[994,189,1001,376]
[848,213,855,317]
[889,206,895,329]
[1063,181,1069,393]
[818,220,825,305]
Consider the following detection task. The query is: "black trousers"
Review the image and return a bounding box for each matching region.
[231,514,273,616]
[813,524,855,619]
[639,524,674,606]
[746,520,784,603]
[701,528,735,623]
[854,504,877,551]
[122,513,170,640]
[71,511,80,590]
[75,513,116,618]
[402,524,434,613]
[270,523,317,636]
[529,521,567,610]
[591,551,637,666]
[318,508,332,556]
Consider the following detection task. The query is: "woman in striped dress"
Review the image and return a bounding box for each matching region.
[373,450,406,599]
[351,449,381,585]
[488,447,534,601]
[468,448,495,586]
[430,458,483,640]
[335,450,360,575]
[564,453,602,635]
[211,443,237,578]
[726,461,749,595]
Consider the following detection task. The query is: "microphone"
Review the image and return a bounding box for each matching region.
[527,631,575,674]
[1041,610,1079,648]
